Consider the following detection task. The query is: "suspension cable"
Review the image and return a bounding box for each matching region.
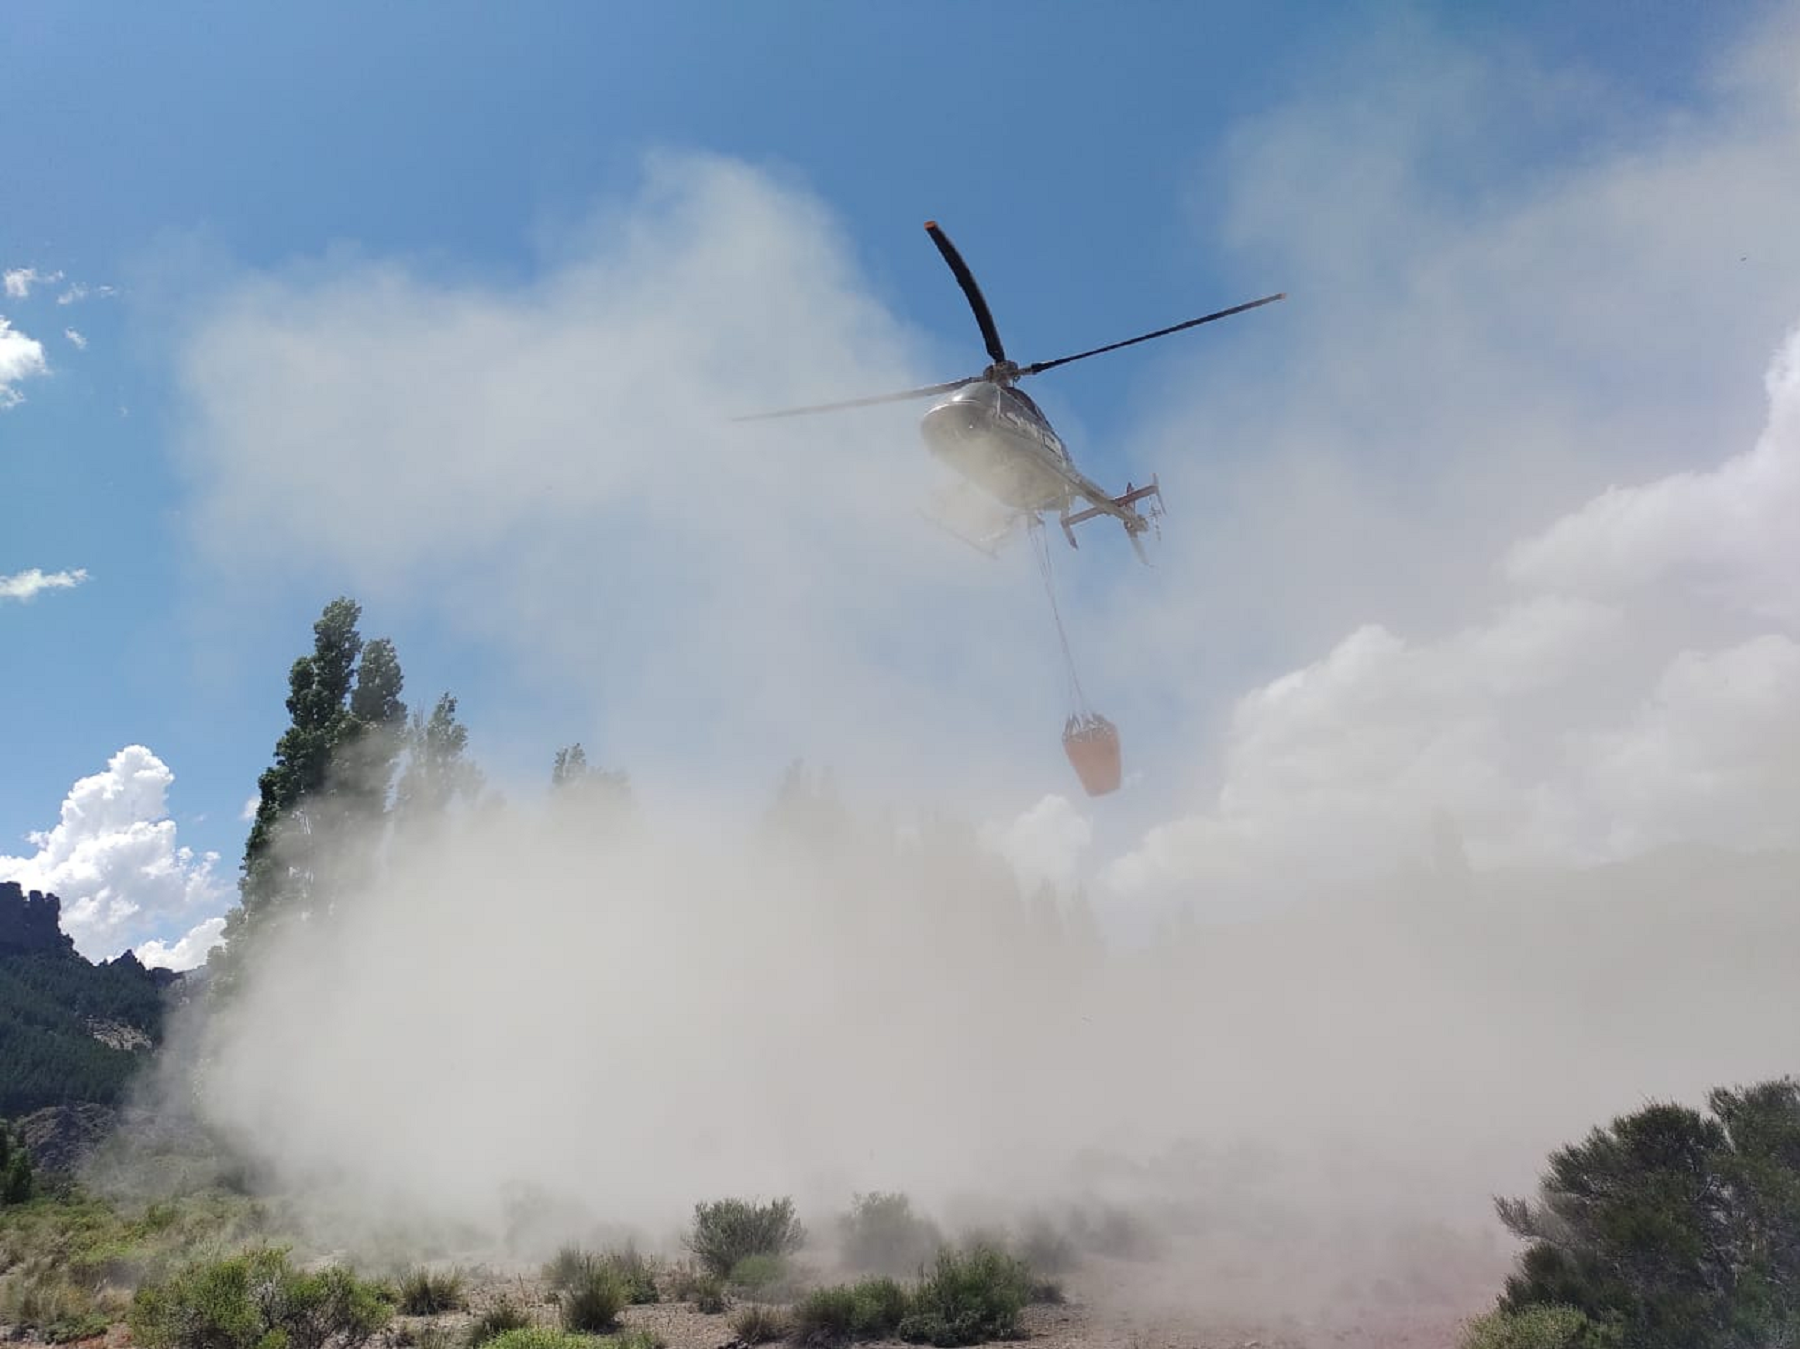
[1029,517,1091,717]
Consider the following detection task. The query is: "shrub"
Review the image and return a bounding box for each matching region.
[541,1245,595,1294]
[483,1332,589,1349]
[467,1293,532,1346]
[398,1266,466,1315]
[0,1122,34,1207]
[792,1278,910,1344]
[1013,1218,1074,1276]
[607,1332,663,1349]
[839,1192,941,1277]
[601,1246,659,1305]
[558,1264,625,1333]
[686,1197,805,1278]
[129,1245,392,1349]
[730,1303,792,1344]
[728,1253,799,1300]
[1460,1305,1623,1348]
[1496,1077,1800,1349]
[0,1268,114,1343]
[664,1261,725,1313]
[898,1244,1032,1347]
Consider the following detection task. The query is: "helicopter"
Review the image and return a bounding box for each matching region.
[735,221,1284,562]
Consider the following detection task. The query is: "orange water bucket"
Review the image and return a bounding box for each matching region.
[1063,713,1122,796]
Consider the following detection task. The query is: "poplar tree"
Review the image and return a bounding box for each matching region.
[209,598,408,987]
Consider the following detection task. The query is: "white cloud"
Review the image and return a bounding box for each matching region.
[240,794,259,822]
[1106,324,1800,900]
[1506,326,1800,623]
[135,915,227,972]
[64,327,87,350]
[0,746,228,962]
[0,567,88,601]
[56,281,117,305]
[3,267,62,299]
[1083,13,1800,909]
[0,316,49,408]
[980,793,1092,894]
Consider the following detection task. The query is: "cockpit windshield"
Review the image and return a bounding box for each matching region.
[1001,385,1048,426]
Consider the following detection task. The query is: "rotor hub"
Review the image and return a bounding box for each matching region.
[983,359,1022,386]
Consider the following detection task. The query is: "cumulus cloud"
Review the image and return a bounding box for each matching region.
[135,915,228,972]
[0,567,88,601]
[3,267,62,299]
[1073,11,1800,908]
[0,745,228,964]
[0,316,49,408]
[1106,320,1800,900]
[64,327,88,350]
[980,793,1092,893]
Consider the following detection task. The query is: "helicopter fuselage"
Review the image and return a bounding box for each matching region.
[919,381,1080,514]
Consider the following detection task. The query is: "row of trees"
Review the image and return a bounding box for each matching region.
[207,598,627,990]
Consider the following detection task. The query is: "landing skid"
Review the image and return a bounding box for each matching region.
[1059,476,1165,564]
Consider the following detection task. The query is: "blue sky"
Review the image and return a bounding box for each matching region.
[4,0,1797,965]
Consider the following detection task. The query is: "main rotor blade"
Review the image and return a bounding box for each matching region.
[1021,292,1286,377]
[731,375,979,422]
[925,221,1007,366]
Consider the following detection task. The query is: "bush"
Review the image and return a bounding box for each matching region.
[480,1332,662,1349]
[467,1293,532,1346]
[729,1253,801,1301]
[839,1192,942,1277]
[686,1197,805,1279]
[0,1122,34,1207]
[602,1246,660,1305]
[664,1261,725,1312]
[558,1264,625,1333]
[730,1303,792,1344]
[1495,1077,1800,1349]
[398,1266,466,1314]
[898,1244,1033,1347]
[0,1268,115,1343]
[792,1278,910,1345]
[483,1332,588,1349]
[129,1245,392,1349]
[1460,1305,1623,1348]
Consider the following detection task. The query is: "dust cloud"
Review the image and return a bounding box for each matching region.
[128,18,1800,1331]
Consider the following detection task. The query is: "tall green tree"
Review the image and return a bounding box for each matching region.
[394,692,483,833]
[210,598,407,986]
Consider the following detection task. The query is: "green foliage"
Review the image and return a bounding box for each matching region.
[129,1245,392,1349]
[558,1264,625,1333]
[542,1245,657,1307]
[1497,1076,1800,1349]
[792,1278,910,1345]
[838,1192,941,1277]
[664,1263,725,1313]
[0,1266,116,1343]
[397,1266,465,1314]
[394,694,484,832]
[729,1303,792,1344]
[685,1197,805,1279]
[607,1332,663,1349]
[479,1331,583,1349]
[213,598,412,988]
[727,1253,797,1300]
[0,940,170,1115]
[898,1244,1033,1346]
[1460,1305,1623,1348]
[467,1294,532,1346]
[0,1120,35,1205]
